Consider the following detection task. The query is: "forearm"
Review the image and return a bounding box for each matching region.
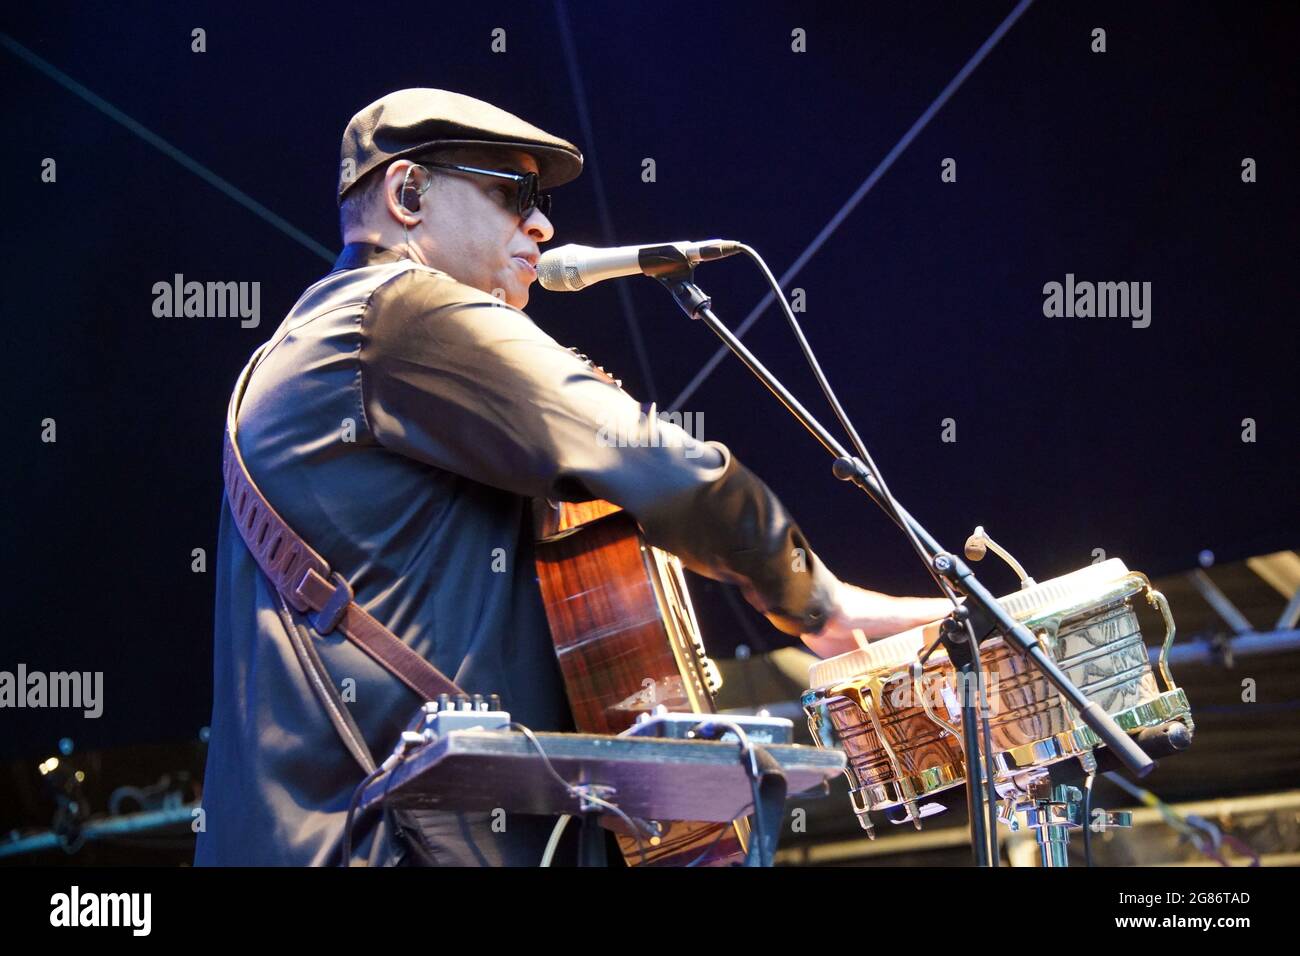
[611,442,839,637]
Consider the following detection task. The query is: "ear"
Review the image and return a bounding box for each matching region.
[384,161,429,224]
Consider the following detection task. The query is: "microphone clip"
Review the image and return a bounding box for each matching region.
[651,264,712,320]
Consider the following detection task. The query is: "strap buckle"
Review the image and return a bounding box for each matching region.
[310,571,353,635]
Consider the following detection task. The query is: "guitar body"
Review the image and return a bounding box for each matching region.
[534,498,750,866]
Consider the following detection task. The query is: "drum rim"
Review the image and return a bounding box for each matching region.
[806,565,1147,691]
[992,687,1193,771]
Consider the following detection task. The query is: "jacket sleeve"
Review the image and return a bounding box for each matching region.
[358,267,837,636]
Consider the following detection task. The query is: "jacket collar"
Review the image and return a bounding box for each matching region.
[331,242,408,273]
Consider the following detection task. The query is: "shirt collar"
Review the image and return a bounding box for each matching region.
[330,242,408,273]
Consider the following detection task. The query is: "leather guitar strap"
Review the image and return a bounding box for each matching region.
[222,343,466,704]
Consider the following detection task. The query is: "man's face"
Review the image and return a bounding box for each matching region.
[417,148,554,309]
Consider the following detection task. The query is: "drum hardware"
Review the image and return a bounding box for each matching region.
[883,801,948,826]
[845,673,920,828]
[1020,781,1076,867]
[1011,777,1133,868]
[996,759,1134,867]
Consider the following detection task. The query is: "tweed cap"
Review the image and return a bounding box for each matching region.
[338,88,583,203]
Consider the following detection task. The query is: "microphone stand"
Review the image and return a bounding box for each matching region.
[648,258,1156,866]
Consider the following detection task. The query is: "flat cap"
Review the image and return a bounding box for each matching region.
[338,88,583,203]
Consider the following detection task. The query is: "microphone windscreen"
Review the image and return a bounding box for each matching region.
[964,536,987,561]
[536,251,575,292]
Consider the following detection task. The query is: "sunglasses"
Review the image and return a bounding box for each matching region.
[420,161,552,220]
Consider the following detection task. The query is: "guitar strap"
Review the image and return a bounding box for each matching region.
[222,343,467,709]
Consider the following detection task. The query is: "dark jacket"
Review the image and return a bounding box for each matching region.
[195,243,837,865]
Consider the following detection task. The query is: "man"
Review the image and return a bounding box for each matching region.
[196,89,949,866]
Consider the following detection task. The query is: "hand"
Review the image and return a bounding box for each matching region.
[800,580,954,659]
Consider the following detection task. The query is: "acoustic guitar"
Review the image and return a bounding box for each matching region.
[534,495,751,866]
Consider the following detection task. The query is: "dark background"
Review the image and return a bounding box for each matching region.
[1,1,1295,773]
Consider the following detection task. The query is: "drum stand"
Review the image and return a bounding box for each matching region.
[936,616,1000,866]
[999,759,1133,867]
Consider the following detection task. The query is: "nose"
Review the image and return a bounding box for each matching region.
[523,207,554,243]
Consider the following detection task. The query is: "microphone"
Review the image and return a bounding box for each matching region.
[963,526,1035,589]
[963,534,989,562]
[537,239,741,292]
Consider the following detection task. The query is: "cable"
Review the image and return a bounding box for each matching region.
[577,793,647,866]
[540,814,573,868]
[340,710,430,867]
[690,718,778,866]
[692,718,758,777]
[738,244,962,612]
[509,722,653,866]
[1102,772,1260,867]
[341,763,389,867]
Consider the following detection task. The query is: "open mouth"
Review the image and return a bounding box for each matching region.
[512,256,537,277]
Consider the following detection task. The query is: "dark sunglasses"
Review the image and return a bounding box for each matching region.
[420,161,552,219]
